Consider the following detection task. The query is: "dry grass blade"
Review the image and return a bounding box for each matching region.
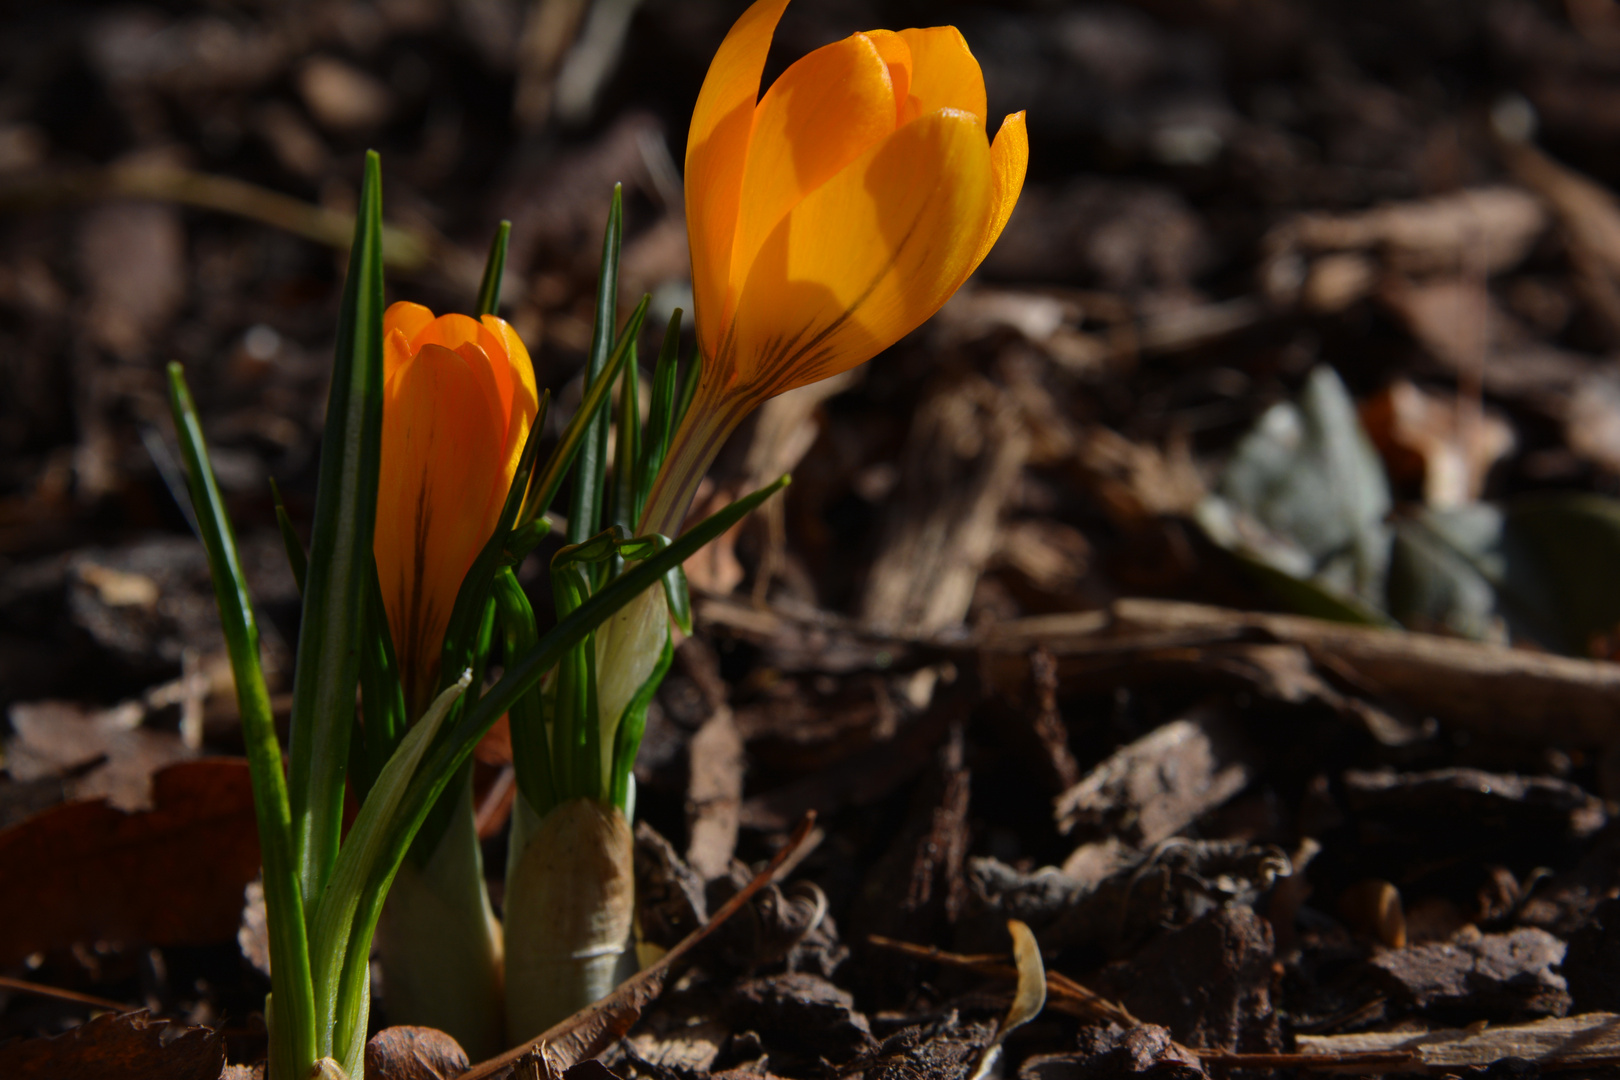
[0,975,129,1013]
[0,164,442,274]
[458,813,819,1080]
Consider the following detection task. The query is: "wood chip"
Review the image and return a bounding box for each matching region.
[1297,1011,1620,1071]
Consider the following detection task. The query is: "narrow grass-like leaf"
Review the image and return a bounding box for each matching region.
[272,479,403,804]
[565,185,623,546]
[520,296,650,530]
[474,220,511,318]
[287,150,387,910]
[269,478,308,594]
[636,311,683,522]
[611,342,641,542]
[346,475,794,1004]
[168,364,316,1080]
[493,567,556,815]
[355,566,406,801]
[310,670,470,1074]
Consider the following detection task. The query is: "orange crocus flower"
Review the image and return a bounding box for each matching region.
[641,0,1027,536]
[375,301,539,715]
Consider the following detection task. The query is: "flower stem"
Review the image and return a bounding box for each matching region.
[637,377,751,539]
[377,770,505,1060]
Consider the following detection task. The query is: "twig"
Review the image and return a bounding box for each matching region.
[866,934,1139,1027]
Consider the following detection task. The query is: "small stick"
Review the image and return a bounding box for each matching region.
[0,974,130,1013]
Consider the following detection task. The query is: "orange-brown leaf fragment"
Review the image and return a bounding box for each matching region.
[0,1009,223,1080]
[0,758,260,967]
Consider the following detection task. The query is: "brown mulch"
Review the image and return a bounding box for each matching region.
[8,0,1620,1077]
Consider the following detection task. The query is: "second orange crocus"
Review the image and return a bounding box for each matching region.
[375,301,539,716]
[642,0,1028,537]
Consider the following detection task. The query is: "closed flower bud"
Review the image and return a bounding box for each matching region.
[375,301,539,715]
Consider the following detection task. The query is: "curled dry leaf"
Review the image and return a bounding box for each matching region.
[968,919,1048,1080]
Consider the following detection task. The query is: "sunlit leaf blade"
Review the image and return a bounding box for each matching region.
[167,363,317,1078]
[347,475,794,991]
[521,296,650,530]
[566,184,623,546]
[287,149,387,911]
[309,670,469,1077]
[474,220,511,318]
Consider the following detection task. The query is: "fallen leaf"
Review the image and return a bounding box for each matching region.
[0,1009,222,1080]
[0,758,260,966]
[6,699,194,812]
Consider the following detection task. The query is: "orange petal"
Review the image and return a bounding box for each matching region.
[897,27,986,127]
[385,300,435,345]
[480,314,541,470]
[966,111,1029,278]
[861,30,913,125]
[685,0,791,365]
[376,342,509,711]
[410,311,487,354]
[414,314,523,433]
[725,32,898,329]
[722,108,992,398]
[384,326,415,386]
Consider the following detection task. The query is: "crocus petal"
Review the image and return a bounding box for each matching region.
[722,108,992,398]
[385,300,435,346]
[480,314,541,470]
[376,342,509,710]
[966,110,1030,278]
[725,32,897,327]
[384,326,416,386]
[897,27,986,127]
[685,0,790,365]
[858,30,913,127]
[414,314,527,438]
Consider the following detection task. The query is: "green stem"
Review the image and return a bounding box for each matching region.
[378,770,506,1060]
